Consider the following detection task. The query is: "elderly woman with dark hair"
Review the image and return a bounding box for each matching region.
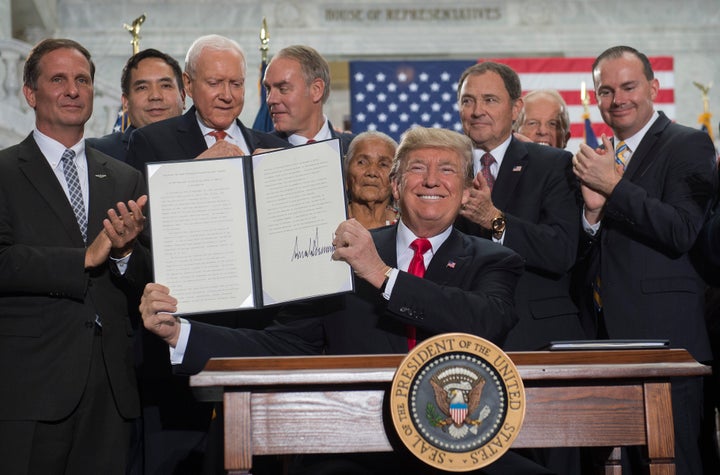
[344,131,400,229]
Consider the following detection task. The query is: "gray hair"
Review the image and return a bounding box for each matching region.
[343,131,398,171]
[515,89,571,147]
[184,34,246,79]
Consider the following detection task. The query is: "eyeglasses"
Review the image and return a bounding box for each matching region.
[521,119,561,130]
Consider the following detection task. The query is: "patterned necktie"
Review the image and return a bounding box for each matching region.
[208,130,227,142]
[615,141,629,170]
[60,149,87,243]
[406,238,432,350]
[480,153,496,191]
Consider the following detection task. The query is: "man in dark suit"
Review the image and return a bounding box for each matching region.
[124,34,289,474]
[126,34,288,173]
[0,38,150,475]
[87,48,186,162]
[454,62,585,475]
[455,62,585,352]
[140,126,554,474]
[263,45,355,153]
[573,45,718,475]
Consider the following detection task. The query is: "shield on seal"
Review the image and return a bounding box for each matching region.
[450,401,468,426]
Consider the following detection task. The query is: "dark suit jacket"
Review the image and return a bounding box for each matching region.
[125,106,290,172]
[177,225,523,374]
[579,112,717,362]
[86,126,135,162]
[271,120,356,155]
[456,138,584,351]
[0,134,151,421]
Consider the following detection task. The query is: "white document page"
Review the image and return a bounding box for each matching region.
[252,140,353,304]
[147,158,254,315]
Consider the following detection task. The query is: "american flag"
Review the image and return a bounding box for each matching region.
[350,60,475,141]
[350,57,675,152]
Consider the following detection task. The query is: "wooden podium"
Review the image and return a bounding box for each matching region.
[190,349,710,475]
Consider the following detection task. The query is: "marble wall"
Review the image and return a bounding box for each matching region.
[5,0,720,146]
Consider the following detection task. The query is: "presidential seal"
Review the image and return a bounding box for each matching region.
[390,333,525,471]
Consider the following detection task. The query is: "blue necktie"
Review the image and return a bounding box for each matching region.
[61,149,87,243]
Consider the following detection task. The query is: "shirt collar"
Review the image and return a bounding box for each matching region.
[195,112,241,140]
[33,128,86,171]
[472,134,512,174]
[287,117,332,146]
[396,219,452,259]
[615,110,659,153]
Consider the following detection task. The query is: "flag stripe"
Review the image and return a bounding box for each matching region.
[349,56,675,151]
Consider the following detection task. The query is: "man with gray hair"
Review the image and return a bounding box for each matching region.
[126,34,288,172]
[515,89,571,149]
[263,44,355,152]
[124,34,288,474]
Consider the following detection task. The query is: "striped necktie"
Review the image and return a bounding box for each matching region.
[60,149,87,243]
[615,141,630,170]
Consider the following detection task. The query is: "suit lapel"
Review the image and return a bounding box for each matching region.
[424,229,470,284]
[121,126,135,150]
[373,225,399,267]
[17,135,86,245]
[623,112,669,181]
[493,138,528,211]
[86,147,118,240]
[178,108,210,158]
[238,120,258,153]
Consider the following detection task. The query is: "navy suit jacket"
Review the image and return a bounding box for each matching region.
[86,126,135,162]
[177,225,523,375]
[456,138,585,351]
[579,112,717,361]
[271,120,356,155]
[125,106,290,172]
[0,134,151,420]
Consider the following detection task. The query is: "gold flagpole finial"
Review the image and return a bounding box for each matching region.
[693,81,713,114]
[259,17,270,63]
[123,14,146,55]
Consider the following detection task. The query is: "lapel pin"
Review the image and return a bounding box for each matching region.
[446,260,456,269]
[94,174,107,178]
[512,166,522,172]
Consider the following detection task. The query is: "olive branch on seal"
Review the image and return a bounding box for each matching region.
[426,403,444,426]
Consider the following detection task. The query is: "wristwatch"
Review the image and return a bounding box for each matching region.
[491,212,506,239]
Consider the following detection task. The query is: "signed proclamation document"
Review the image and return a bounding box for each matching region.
[147,139,353,315]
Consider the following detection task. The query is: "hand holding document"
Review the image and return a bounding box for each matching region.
[146,139,353,315]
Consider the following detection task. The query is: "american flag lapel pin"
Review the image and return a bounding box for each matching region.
[447,260,456,269]
[512,165,522,172]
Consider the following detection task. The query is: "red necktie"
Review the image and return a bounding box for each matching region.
[406,238,431,350]
[306,139,316,144]
[480,153,496,191]
[208,130,227,142]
